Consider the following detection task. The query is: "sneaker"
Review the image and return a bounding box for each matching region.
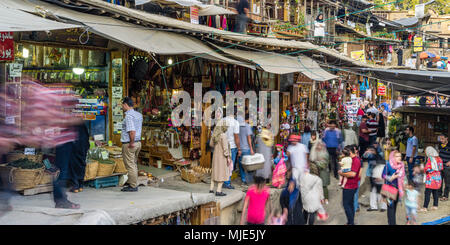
[367,208,378,212]
[209,190,214,194]
[121,186,138,192]
[223,185,235,189]
[380,209,387,212]
[55,200,80,209]
[215,192,227,197]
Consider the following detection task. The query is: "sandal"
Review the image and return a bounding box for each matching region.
[55,200,80,209]
[418,208,427,212]
[431,206,438,211]
[440,197,448,201]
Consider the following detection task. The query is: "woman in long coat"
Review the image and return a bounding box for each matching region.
[209,121,231,197]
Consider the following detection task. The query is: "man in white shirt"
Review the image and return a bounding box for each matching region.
[286,134,309,180]
[222,115,240,189]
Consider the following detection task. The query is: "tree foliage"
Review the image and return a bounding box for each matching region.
[373,0,449,15]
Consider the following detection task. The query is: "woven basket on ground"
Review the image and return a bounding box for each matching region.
[181,169,204,184]
[38,170,60,185]
[112,158,127,173]
[97,160,116,177]
[0,165,44,191]
[84,160,99,180]
[7,153,43,163]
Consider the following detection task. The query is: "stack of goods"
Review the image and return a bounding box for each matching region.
[104,146,127,174]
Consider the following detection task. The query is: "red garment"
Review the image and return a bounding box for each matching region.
[344,157,361,189]
[357,108,365,116]
[424,157,444,189]
[245,185,270,224]
[359,121,370,142]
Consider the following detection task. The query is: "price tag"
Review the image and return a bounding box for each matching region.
[24,148,35,155]
[5,116,15,125]
[101,151,109,160]
[90,141,96,149]
[94,134,104,141]
[108,141,113,147]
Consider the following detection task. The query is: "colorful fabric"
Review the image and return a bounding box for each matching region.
[272,154,287,188]
[386,151,406,198]
[424,157,443,189]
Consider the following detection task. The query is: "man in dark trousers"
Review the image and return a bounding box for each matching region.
[236,0,249,33]
[53,122,89,209]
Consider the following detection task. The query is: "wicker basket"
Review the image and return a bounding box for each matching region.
[0,165,44,191]
[84,160,99,180]
[97,161,116,177]
[38,170,60,185]
[181,169,204,183]
[7,153,43,163]
[112,158,128,173]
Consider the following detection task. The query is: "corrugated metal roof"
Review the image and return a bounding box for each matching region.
[392,17,419,27]
[71,0,375,68]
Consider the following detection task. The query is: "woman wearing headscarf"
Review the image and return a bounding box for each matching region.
[298,169,325,225]
[419,146,444,212]
[309,139,330,204]
[314,13,325,44]
[382,150,406,225]
[255,127,274,183]
[209,120,231,197]
[280,176,306,225]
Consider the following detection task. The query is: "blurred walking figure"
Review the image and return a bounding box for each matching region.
[280,178,305,225]
[287,134,309,180]
[309,140,330,204]
[342,123,358,147]
[255,128,274,183]
[121,97,143,192]
[240,176,271,225]
[364,144,387,212]
[419,147,443,212]
[295,169,326,225]
[322,120,342,179]
[209,121,231,197]
[382,151,405,225]
[235,0,249,33]
[405,181,419,225]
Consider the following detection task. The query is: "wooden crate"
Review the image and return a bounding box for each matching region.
[191,202,220,225]
[20,184,53,196]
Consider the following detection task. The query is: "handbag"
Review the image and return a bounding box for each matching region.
[380,184,398,201]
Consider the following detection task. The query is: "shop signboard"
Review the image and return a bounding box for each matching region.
[413,37,423,52]
[0,32,14,61]
[190,7,199,25]
[377,83,386,96]
[9,63,23,78]
[351,50,365,63]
